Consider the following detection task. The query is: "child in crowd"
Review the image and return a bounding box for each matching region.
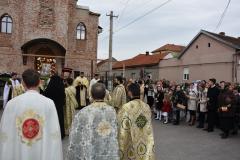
[155,85,164,120]
[162,93,172,124]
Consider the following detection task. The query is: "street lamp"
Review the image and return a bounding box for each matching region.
[98,26,103,34]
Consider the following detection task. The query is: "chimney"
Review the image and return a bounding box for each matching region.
[146,51,150,56]
[219,32,225,36]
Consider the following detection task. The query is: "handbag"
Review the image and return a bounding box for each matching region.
[177,103,186,110]
[219,104,234,117]
[219,104,231,112]
[220,107,228,112]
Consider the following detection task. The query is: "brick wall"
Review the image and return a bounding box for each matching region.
[0,0,99,76]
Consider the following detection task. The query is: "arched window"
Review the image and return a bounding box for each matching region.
[1,14,13,33]
[76,23,86,40]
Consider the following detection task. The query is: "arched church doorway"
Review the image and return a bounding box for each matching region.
[21,39,66,76]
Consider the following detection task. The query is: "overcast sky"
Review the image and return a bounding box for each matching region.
[78,0,240,61]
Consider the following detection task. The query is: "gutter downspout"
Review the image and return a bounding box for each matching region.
[232,54,235,82]
[235,51,240,82]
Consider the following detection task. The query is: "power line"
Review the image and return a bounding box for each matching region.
[118,0,155,22]
[116,0,154,31]
[100,0,155,40]
[114,0,173,34]
[215,0,231,31]
[118,0,132,20]
[101,0,130,34]
[99,0,173,41]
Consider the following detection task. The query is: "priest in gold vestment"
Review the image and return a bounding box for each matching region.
[118,83,155,160]
[111,76,127,112]
[64,78,78,135]
[73,72,89,109]
[67,83,119,160]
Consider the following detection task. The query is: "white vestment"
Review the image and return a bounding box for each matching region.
[67,102,119,160]
[3,79,20,108]
[0,90,63,160]
[89,78,100,91]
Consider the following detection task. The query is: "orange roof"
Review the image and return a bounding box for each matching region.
[152,44,185,53]
[113,53,168,69]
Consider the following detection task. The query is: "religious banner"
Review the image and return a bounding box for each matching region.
[36,57,56,76]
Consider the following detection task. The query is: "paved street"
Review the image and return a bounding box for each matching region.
[152,120,240,160]
[1,109,240,160]
[63,119,240,160]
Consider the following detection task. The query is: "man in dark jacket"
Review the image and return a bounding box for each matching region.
[205,78,220,132]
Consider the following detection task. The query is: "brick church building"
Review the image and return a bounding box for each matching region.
[0,0,100,77]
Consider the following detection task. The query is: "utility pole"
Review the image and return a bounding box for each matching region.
[107,11,118,91]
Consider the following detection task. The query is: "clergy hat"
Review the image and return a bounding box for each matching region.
[62,68,73,73]
[11,72,17,77]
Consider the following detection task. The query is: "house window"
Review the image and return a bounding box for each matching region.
[208,43,211,47]
[196,45,198,49]
[76,22,86,40]
[1,14,13,33]
[183,68,189,80]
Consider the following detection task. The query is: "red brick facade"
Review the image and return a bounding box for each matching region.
[0,0,100,77]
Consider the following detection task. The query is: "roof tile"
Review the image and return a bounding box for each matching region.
[152,44,185,53]
[113,53,168,69]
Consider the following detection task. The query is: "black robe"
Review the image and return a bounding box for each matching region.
[44,75,66,139]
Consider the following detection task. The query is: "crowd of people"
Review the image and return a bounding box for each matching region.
[1,68,240,159]
[136,76,240,139]
[0,69,155,160]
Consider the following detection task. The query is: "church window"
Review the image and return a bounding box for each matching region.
[1,14,13,33]
[77,23,86,40]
